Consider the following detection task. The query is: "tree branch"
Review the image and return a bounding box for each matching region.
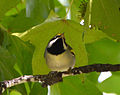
[0,64,120,94]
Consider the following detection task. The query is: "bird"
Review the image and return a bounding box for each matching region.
[44,33,75,71]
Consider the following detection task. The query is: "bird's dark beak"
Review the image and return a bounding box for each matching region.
[61,33,64,38]
[57,33,65,38]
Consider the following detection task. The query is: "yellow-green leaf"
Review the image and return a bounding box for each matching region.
[22,20,88,74]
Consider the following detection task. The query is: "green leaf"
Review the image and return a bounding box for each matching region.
[84,28,108,44]
[29,83,47,95]
[26,0,54,22]
[98,72,120,94]
[10,90,22,95]
[1,0,54,33]
[5,2,25,16]
[49,0,55,11]
[5,9,41,33]
[22,20,88,74]
[0,0,20,20]
[54,0,66,18]
[0,46,16,80]
[71,0,81,22]
[85,0,120,40]
[71,0,88,22]
[86,38,120,64]
[85,72,100,84]
[0,30,34,94]
[2,31,34,75]
[0,28,4,45]
[0,46,27,95]
[50,75,102,95]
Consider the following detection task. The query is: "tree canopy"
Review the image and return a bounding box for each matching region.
[0,0,120,95]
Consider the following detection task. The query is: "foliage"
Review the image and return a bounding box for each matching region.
[0,0,120,95]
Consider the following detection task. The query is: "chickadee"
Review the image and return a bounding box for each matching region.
[44,33,75,71]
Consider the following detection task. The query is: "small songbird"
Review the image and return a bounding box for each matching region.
[44,33,75,71]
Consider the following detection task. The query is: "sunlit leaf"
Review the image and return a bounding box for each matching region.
[1,0,54,33]
[85,0,120,40]
[84,28,108,44]
[10,90,22,95]
[54,0,66,18]
[22,20,88,74]
[50,75,102,95]
[86,38,120,64]
[98,72,120,94]
[0,0,20,20]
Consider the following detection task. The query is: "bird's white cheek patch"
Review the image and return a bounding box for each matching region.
[48,38,58,48]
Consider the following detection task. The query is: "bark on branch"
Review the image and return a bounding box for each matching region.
[0,64,120,95]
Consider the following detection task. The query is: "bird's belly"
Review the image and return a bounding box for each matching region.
[45,51,75,71]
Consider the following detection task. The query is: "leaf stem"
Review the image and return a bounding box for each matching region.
[64,0,74,19]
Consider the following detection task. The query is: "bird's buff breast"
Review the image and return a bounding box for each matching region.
[45,50,75,71]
